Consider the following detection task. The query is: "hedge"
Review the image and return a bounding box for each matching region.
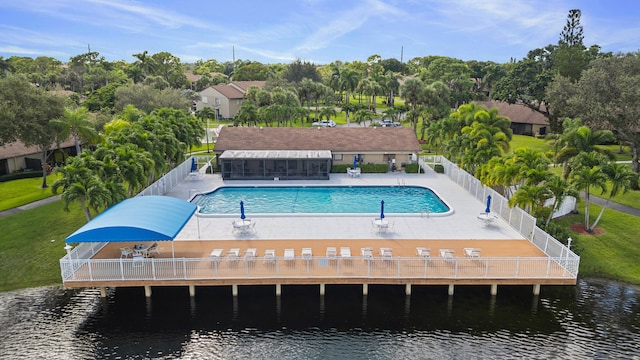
[0,171,44,183]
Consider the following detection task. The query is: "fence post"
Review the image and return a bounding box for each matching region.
[515,257,520,278]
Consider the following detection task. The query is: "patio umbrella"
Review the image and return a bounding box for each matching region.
[380,200,385,219]
[240,200,246,220]
[485,195,492,213]
[353,155,358,169]
[191,157,197,172]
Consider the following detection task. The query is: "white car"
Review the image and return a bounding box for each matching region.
[312,120,337,127]
[380,120,402,127]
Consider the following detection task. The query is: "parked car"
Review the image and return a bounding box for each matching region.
[312,120,337,127]
[379,120,402,127]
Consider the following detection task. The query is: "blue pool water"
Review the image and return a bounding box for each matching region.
[192,186,451,215]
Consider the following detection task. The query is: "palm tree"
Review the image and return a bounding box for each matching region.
[338,69,359,125]
[570,153,608,232]
[196,107,216,152]
[509,184,551,216]
[557,122,616,178]
[133,50,156,78]
[353,109,374,126]
[319,107,337,122]
[51,107,98,155]
[545,175,579,227]
[52,158,111,221]
[589,162,637,231]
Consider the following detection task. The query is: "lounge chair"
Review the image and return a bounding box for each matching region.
[302,248,312,260]
[244,248,257,262]
[361,247,373,261]
[227,248,240,261]
[147,242,160,257]
[209,248,223,260]
[380,247,393,261]
[464,247,481,259]
[284,248,295,261]
[440,249,454,262]
[264,249,276,263]
[416,247,430,259]
[326,247,337,258]
[340,247,351,258]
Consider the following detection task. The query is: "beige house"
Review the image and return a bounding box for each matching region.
[0,139,76,176]
[214,127,422,180]
[476,101,550,136]
[195,81,266,119]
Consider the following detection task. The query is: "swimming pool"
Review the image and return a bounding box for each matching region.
[192,186,451,215]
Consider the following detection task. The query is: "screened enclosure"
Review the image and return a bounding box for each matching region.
[219,150,332,180]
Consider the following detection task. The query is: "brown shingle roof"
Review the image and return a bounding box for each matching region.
[215,127,421,153]
[231,81,266,92]
[476,101,549,125]
[211,84,245,99]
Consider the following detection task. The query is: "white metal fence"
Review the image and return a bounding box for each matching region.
[421,156,579,277]
[138,155,215,196]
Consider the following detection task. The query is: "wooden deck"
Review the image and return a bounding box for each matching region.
[62,238,577,289]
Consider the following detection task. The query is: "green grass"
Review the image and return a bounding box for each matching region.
[509,134,553,153]
[0,201,86,292]
[0,174,61,211]
[553,200,640,284]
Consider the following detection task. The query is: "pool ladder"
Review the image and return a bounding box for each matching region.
[397,178,405,187]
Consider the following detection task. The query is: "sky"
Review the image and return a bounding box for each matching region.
[1,0,639,65]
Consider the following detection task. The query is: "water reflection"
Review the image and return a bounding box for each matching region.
[0,279,637,359]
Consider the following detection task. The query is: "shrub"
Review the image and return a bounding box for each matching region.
[433,164,444,173]
[404,163,423,173]
[0,171,44,183]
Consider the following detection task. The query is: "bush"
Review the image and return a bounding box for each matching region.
[433,164,444,173]
[0,171,44,183]
[404,163,423,173]
[330,163,389,173]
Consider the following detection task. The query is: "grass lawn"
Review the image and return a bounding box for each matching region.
[0,201,86,292]
[554,200,640,285]
[509,134,553,153]
[0,173,61,211]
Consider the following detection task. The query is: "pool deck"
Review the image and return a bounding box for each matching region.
[172,171,524,241]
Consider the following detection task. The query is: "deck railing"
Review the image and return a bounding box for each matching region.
[60,255,578,283]
[137,155,215,197]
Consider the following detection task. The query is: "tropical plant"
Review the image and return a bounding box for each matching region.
[51,107,99,155]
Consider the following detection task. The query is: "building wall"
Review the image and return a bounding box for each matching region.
[195,87,232,119]
[332,152,415,166]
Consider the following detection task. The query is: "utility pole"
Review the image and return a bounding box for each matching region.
[400,46,403,63]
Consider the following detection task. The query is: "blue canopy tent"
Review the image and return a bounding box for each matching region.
[65,196,197,258]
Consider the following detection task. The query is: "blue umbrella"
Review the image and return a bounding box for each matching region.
[353,155,358,169]
[240,201,246,220]
[380,200,385,219]
[191,157,197,172]
[485,195,492,213]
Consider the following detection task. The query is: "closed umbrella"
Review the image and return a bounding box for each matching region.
[380,200,385,219]
[485,195,492,213]
[353,155,358,169]
[240,201,246,220]
[191,157,197,172]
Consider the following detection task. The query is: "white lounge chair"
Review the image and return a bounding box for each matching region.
[361,247,373,261]
[340,247,351,258]
[147,242,160,257]
[464,247,481,259]
[284,248,295,261]
[264,249,276,263]
[244,248,257,262]
[380,247,393,260]
[326,247,337,259]
[227,248,240,261]
[302,248,312,260]
[440,249,454,262]
[416,247,430,259]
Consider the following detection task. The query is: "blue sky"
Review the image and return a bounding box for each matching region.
[1,0,639,65]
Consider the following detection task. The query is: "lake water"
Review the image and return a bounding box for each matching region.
[192,186,451,215]
[0,278,638,359]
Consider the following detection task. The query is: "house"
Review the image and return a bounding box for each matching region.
[213,127,421,180]
[476,101,549,136]
[0,139,77,176]
[194,81,266,120]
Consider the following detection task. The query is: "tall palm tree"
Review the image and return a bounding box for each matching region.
[337,69,359,125]
[557,122,616,178]
[51,107,98,155]
[133,50,156,78]
[509,184,551,216]
[570,152,609,232]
